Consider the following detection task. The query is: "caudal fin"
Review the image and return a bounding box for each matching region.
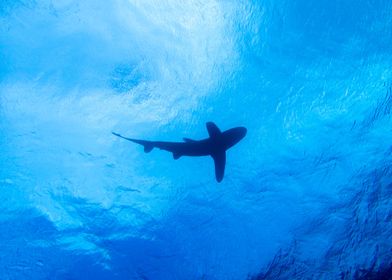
[112,132,154,153]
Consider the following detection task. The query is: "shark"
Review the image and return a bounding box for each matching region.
[112,122,247,182]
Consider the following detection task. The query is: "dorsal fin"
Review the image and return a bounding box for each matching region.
[183,137,196,143]
[206,122,221,138]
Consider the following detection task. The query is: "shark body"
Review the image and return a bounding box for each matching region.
[113,122,247,182]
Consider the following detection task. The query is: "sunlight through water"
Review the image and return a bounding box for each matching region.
[1,0,392,279]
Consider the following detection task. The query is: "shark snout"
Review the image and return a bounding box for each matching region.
[221,126,247,149]
[237,127,247,139]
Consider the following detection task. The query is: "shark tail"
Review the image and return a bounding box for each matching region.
[112,132,154,153]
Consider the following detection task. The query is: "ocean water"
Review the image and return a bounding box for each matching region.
[1,1,392,279]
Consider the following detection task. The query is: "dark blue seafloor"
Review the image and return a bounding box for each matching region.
[0,1,391,279]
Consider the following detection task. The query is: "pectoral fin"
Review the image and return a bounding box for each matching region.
[211,151,226,182]
[206,122,221,138]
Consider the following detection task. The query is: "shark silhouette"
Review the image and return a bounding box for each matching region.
[112,122,247,182]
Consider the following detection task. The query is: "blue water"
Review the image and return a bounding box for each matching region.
[1,1,392,279]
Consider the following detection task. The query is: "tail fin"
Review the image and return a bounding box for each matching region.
[112,132,154,153]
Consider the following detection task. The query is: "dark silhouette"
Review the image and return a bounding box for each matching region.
[112,122,247,182]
